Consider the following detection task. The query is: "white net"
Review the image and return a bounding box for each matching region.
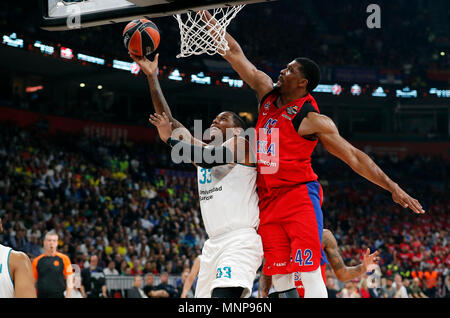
[174,6,245,58]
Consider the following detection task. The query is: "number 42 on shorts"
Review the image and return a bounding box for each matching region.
[294,249,313,266]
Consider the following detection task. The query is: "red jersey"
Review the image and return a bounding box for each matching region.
[255,91,320,196]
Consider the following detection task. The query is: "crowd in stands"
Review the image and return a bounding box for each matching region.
[0,120,448,298]
[0,0,448,85]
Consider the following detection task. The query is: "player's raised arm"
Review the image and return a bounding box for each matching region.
[201,10,273,102]
[299,112,425,215]
[323,230,380,283]
[130,53,205,146]
[130,53,180,125]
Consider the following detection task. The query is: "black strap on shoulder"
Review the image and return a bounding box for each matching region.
[167,138,234,169]
[259,89,277,107]
[291,102,318,132]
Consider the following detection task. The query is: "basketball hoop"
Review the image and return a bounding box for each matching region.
[174,6,245,58]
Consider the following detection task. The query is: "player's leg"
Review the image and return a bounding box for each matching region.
[258,223,298,297]
[210,228,263,298]
[270,273,299,298]
[300,268,328,298]
[283,181,327,298]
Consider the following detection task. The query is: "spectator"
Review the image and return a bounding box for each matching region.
[393,274,409,298]
[142,273,169,298]
[326,277,338,298]
[435,275,446,298]
[368,279,383,298]
[127,275,147,298]
[340,282,360,298]
[423,267,438,297]
[103,260,119,276]
[64,273,86,298]
[382,278,395,298]
[445,275,450,298]
[31,231,73,298]
[156,272,177,298]
[23,235,42,258]
[81,255,108,298]
[119,259,130,275]
[403,279,413,297]
[359,279,371,298]
[409,277,428,298]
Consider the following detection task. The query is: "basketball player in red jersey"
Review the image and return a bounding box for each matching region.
[202,11,424,298]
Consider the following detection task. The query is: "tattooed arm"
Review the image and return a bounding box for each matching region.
[323,229,380,283]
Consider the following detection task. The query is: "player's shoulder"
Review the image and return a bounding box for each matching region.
[9,250,32,271]
[303,112,335,131]
[10,250,31,263]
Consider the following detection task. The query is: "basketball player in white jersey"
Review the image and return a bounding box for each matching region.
[132,53,263,298]
[0,218,36,298]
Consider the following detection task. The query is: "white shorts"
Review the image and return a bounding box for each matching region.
[195,227,264,298]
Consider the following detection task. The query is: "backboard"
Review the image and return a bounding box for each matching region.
[40,0,277,31]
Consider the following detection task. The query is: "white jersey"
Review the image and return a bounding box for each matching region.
[0,244,14,298]
[197,162,260,238]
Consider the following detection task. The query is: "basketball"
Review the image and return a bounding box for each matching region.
[123,19,160,56]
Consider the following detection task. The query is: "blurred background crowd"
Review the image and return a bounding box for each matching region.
[0,122,448,298]
[0,0,448,299]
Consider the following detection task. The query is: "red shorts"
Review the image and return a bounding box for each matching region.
[257,181,324,275]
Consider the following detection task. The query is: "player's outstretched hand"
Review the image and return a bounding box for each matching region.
[130,52,159,77]
[149,112,173,142]
[362,248,380,273]
[391,184,425,214]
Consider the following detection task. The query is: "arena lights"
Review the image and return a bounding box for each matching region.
[331,84,342,95]
[313,84,342,95]
[168,69,183,81]
[25,85,44,93]
[77,53,105,65]
[2,33,23,48]
[351,84,362,96]
[313,84,333,94]
[372,86,387,97]
[429,88,450,98]
[112,59,140,74]
[80,83,85,88]
[34,41,55,55]
[130,63,140,75]
[396,87,417,98]
[221,76,243,88]
[60,47,74,59]
[191,72,211,85]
